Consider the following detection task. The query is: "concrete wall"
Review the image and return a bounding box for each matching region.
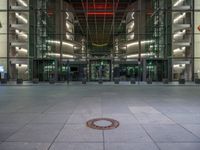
[194,0,200,78]
[0,0,7,73]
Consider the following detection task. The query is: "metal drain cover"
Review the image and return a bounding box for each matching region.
[86,118,119,130]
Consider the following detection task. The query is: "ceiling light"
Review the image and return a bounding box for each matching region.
[87,12,114,15]
[15,29,28,38]
[46,40,60,44]
[141,40,154,44]
[173,47,186,53]
[127,52,155,58]
[127,40,154,47]
[131,12,135,19]
[173,30,186,39]
[15,13,28,24]
[127,54,139,58]
[15,47,28,53]
[130,22,135,29]
[17,0,28,7]
[66,22,71,28]
[129,33,135,40]
[63,54,74,58]
[127,41,139,47]
[66,12,69,19]
[173,0,184,7]
[66,34,71,40]
[173,13,186,23]
[46,40,74,47]
[173,64,186,68]
[62,42,74,47]
[16,64,28,67]
[46,53,74,58]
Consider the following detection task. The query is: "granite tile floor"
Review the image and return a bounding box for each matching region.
[0,85,200,150]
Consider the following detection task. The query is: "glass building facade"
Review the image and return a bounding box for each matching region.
[0,0,200,82]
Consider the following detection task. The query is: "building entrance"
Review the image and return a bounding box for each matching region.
[32,59,168,82]
[33,59,56,81]
[59,62,87,82]
[113,61,141,81]
[89,60,111,81]
[146,59,168,81]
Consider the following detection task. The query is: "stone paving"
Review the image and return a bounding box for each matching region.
[0,85,200,150]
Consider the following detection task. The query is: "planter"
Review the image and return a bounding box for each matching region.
[1,79,7,84]
[32,78,39,84]
[195,78,200,84]
[163,79,169,84]
[130,78,136,84]
[179,79,185,84]
[98,79,103,84]
[82,78,87,84]
[16,79,23,84]
[114,78,120,84]
[49,79,56,84]
[147,78,152,84]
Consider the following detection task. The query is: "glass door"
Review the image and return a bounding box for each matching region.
[33,59,56,81]
[146,60,167,81]
[90,60,111,81]
[116,64,140,81]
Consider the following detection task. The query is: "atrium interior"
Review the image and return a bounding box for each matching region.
[0,0,200,83]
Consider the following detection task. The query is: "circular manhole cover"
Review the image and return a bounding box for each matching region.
[86,118,120,130]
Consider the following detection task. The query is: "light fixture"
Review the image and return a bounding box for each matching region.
[63,54,74,58]
[17,0,28,7]
[66,22,71,28]
[131,12,135,19]
[173,0,184,7]
[127,52,155,58]
[129,33,135,40]
[15,47,28,53]
[15,13,28,24]
[141,40,154,44]
[46,53,74,58]
[127,41,139,47]
[173,64,186,68]
[127,40,154,47]
[66,34,71,40]
[130,22,135,29]
[62,41,74,47]
[46,40,74,47]
[66,12,69,19]
[127,54,139,58]
[46,40,60,44]
[87,12,114,15]
[173,30,186,39]
[173,47,186,53]
[15,29,28,38]
[16,64,28,68]
[173,13,186,23]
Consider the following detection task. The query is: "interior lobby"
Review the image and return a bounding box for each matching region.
[0,0,200,150]
[0,0,200,83]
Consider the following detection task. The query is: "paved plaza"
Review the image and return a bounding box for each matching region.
[0,85,200,150]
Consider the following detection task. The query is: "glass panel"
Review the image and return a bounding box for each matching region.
[0,0,8,79]
[0,0,198,82]
[8,0,30,80]
[90,60,111,81]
